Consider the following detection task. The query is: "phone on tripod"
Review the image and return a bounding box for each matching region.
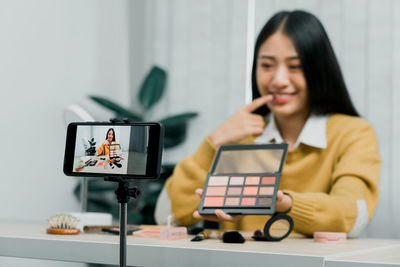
[63,122,164,179]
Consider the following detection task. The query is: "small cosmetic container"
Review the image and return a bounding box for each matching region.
[313,232,347,243]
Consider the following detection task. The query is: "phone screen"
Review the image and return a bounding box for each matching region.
[64,122,163,179]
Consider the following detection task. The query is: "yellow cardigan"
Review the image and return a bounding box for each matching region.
[97,141,118,156]
[165,114,381,236]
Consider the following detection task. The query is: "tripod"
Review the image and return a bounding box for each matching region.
[105,177,141,267]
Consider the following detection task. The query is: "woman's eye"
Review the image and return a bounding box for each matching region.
[261,63,272,68]
[289,65,302,70]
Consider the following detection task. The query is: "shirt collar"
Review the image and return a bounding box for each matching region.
[254,113,329,149]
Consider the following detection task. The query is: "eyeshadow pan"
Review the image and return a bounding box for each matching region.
[245,176,260,185]
[225,197,240,206]
[229,176,244,185]
[208,176,229,186]
[259,186,274,195]
[206,186,226,196]
[243,186,258,195]
[241,197,256,206]
[257,197,272,206]
[262,176,276,185]
[227,187,242,195]
[203,197,225,207]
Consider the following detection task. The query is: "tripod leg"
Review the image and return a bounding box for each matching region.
[120,202,127,267]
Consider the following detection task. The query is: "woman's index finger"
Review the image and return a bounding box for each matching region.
[244,95,273,112]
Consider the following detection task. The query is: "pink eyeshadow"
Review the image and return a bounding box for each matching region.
[227,187,242,195]
[225,197,240,206]
[243,186,258,195]
[229,176,244,185]
[262,176,276,185]
[259,187,274,195]
[241,197,256,206]
[206,186,226,196]
[245,176,260,185]
[208,176,229,186]
[203,197,225,207]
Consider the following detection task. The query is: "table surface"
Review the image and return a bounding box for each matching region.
[74,152,128,175]
[0,221,399,267]
[325,244,400,267]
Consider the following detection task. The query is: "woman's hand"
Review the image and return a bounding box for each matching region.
[103,140,110,146]
[275,190,293,213]
[209,95,273,146]
[192,189,243,222]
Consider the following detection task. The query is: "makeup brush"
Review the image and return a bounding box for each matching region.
[46,214,80,235]
[190,231,211,241]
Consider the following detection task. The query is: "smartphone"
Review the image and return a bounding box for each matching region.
[63,122,164,179]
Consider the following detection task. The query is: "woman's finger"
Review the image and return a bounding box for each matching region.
[192,211,220,222]
[195,188,203,196]
[215,209,243,222]
[276,190,284,201]
[244,95,273,113]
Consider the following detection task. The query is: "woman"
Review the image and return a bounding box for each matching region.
[163,10,381,237]
[97,128,117,156]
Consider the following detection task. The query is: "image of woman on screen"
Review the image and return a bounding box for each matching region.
[97,128,119,157]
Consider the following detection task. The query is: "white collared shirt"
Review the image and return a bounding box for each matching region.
[254,113,329,150]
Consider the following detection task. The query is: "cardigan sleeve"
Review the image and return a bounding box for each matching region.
[165,137,217,226]
[283,119,381,237]
[97,143,106,156]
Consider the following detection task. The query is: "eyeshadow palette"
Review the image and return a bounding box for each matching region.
[198,143,288,215]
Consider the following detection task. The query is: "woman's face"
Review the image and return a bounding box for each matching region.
[107,130,114,142]
[256,31,309,119]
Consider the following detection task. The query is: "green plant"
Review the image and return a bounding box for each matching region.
[74,66,198,224]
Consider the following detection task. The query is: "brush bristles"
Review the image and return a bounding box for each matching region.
[47,214,79,229]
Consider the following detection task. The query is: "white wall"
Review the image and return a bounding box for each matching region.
[129,0,249,165]
[0,0,130,266]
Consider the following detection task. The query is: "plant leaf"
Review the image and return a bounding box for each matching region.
[159,112,198,126]
[159,112,198,148]
[90,95,143,121]
[138,66,167,111]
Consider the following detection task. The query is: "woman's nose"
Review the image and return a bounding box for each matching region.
[272,66,290,88]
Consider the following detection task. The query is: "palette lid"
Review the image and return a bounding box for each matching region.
[210,143,288,174]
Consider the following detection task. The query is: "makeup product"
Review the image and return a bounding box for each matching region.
[114,162,122,168]
[252,213,293,242]
[188,226,205,235]
[222,231,245,243]
[46,214,80,235]
[198,143,288,215]
[313,232,347,244]
[102,226,140,235]
[133,216,187,241]
[83,225,119,233]
[133,227,187,240]
[190,231,211,241]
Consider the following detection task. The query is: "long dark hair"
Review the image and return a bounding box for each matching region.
[105,128,116,142]
[252,10,359,117]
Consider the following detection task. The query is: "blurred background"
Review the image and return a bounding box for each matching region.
[0,0,399,266]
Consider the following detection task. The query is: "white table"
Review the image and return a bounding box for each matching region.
[0,221,399,267]
[325,244,400,267]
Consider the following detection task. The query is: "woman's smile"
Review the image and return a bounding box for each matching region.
[269,92,297,104]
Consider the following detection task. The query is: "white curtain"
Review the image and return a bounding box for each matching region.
[130,0,400,238]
